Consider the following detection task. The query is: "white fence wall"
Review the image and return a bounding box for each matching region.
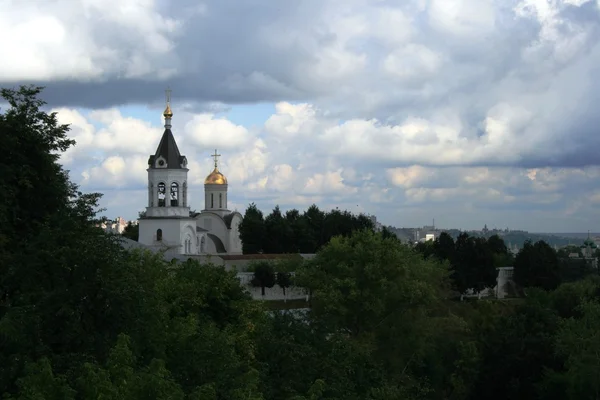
[236,272,308,301]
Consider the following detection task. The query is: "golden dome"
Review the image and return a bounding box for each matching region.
[163,104,173,118]
[204,167,227,185]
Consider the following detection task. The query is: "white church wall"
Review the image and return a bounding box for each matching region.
[244,285,307,301]
[147,168,189,217]
[204,237,218,255]
[138,218,200,255]
[495,266,514,299]
[196,212,233,254]
[227,214,243,254]
[197,213,228,240]
[222,259,260,272]
[236,273,307,300]
[204,184,228,215]
[139,219,181,251]
[181,223,198,254]
[236,272,307,301]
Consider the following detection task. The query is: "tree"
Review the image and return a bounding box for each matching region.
[323,209,354,241]
[415,240,436,259]
[451,233,496,297]
[381,226,400,243]
[286,209,314,253]
[0,86,263,398]
[514,240,561,291]
[487,234,512,269]
[296,229,465,395]
[122,221,139,241]
[553,300,600,399]
[276,271,292,298]
[434,232,455,262]
[0,86,79,308]
[487,234,508,255]
[0,86,76,238]
[303,204,325,252]
[251,262,277,296]
[239,203,265,254]
[264,205,293,253]
[296,229,449,337]
[472,290,564,400]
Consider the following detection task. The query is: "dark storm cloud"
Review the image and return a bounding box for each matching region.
[7,0,331,109]
[5,0,600,169]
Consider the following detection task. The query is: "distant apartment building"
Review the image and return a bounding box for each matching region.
[100,216,133,234]
[368,215,383,232]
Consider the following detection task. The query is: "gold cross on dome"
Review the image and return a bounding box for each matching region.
[211,149,221,168]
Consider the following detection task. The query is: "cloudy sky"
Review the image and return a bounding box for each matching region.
[3,0,600,232]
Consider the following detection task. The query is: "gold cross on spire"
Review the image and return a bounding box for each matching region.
[163,87,173,119]
[165,87,172,105]
[211,149,221,169]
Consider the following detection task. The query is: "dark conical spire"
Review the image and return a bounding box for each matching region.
[148,128,186,169]
[147,89,187,169]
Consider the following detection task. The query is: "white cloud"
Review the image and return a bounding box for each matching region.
[428,0,497,39]
[0,0,180,81]
[184,114,252,149]
[383,44,443,83]
[5,0,600,231]
[303,169,358,196]
[49,101,600,231]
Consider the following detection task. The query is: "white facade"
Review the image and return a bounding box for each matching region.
[146,168,189,217]
[204,183,229,217]
[138,102,243,256]
[495,266,514,299]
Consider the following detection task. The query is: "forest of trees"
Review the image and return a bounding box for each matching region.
[415,233,599,297]
[238,203,375,254]
[3,86,600,399]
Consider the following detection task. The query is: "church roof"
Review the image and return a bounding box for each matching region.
[148,128,187,169]
[223,213,234,228]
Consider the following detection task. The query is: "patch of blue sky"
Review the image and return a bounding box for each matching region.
[223,102,275,127]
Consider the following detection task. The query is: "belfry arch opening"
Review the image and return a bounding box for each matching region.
[170,182,179,206]
[157,182,166,207]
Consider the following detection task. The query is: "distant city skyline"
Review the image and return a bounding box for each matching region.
[3,1,600,232]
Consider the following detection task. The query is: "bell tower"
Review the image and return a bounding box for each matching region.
[144,88,189,218]
[203,149,229,218]
[138,90,198,255]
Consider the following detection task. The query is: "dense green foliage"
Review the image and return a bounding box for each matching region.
[415,233,511,296]
[2,86,600,399]
[121,221,139,241]
[239,203,375,254]
[388,227,588,249]
[251,262,277,296]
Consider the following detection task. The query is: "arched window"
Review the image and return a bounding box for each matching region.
[156,229,163,241]
[170,182,179,206]
[157,182,166,207]
[219,193,222,208]
[211,193,214,208]
[183,182,187,207]
[200,236,206,253]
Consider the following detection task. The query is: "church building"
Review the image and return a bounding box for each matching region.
[138,93,243,255]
